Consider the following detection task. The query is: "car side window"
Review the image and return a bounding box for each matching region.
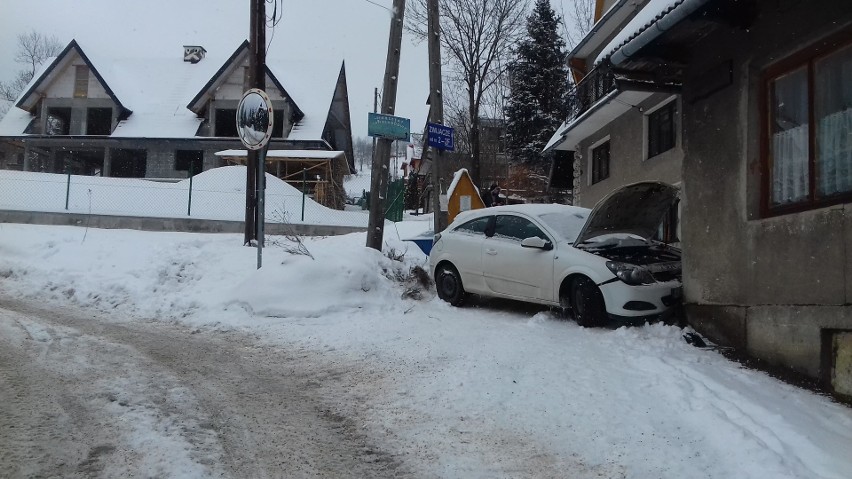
[453,216,492,236]
[492,215,549,243]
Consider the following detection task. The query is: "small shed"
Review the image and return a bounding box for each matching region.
[446,168,485,224]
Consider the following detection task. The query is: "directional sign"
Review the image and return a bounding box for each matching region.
[368,112,410,141]
[427,122,454,151]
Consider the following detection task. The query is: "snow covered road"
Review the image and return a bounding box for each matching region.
[0,298,407,478]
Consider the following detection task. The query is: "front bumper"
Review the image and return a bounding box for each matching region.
[598,278,682,318]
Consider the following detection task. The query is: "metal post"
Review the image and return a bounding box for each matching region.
[257,147,266,269]
[366,0,406,251]
[301,167,307,221]
[187,162,193,216]
[65,162,71,210]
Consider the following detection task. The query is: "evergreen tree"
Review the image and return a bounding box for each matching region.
[504,0,571,168]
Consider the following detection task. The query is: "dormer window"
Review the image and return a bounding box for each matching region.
[74,65,88,98]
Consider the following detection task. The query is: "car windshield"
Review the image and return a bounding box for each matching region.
[538,210,590,242]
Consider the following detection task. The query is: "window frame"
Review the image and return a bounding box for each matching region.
[589,138,610,185]
[644,96,678,159]
[74,65,89,98]
[760,30,852,217]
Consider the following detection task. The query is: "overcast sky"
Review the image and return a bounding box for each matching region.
[0,0,578,139]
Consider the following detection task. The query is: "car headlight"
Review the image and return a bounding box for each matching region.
[606,261,656,285]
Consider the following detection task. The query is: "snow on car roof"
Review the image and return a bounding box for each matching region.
[450,203,590,225]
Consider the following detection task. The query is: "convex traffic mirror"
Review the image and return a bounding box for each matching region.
[236,88,274,150]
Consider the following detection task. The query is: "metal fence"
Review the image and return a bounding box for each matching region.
[0,168,373,228]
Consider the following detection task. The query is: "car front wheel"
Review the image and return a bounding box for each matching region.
[436,264,467,306]
[570,277,606,327]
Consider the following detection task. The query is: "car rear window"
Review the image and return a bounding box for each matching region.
[538,211,589,242]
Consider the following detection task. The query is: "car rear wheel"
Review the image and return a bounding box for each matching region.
[570,277,606,327]
[436,264,467,306]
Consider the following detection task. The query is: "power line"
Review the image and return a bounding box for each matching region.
[359,0,392,13]
[265,0,283,50]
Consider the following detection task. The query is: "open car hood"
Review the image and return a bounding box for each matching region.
[573,182,679,247]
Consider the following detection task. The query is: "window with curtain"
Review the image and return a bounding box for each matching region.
[764,38,852,214]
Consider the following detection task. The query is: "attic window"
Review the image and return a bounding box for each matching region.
[74,66,89,98]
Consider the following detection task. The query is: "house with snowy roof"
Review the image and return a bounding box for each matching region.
[0,39,354,208]
[547,0,852,397]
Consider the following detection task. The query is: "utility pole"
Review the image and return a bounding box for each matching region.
[366,0,406,251]
[427,0,446,233]
[371,87,378,175]
[244,0,266,245]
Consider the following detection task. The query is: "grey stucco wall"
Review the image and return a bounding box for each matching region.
[576,93,683,208]
[680,0,852,378]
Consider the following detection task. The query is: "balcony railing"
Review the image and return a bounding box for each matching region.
[567,63,617,121]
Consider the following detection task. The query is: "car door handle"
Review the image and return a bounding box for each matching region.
[486,249,497,255]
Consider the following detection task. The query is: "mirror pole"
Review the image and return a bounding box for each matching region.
[256,146,266,269]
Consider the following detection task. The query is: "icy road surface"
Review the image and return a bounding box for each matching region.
[0,299,408,478]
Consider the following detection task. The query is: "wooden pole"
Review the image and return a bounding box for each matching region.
[245,0,266,245]
[366,0,406,251]
[427,0,446,233]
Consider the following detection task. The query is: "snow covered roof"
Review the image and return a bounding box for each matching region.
[15,41,130,115]
[215,149,344,160]
[272,58,343,141]
[545,0,709,153]
[544,89,653,152]
[595,0,711,66]
[446,168,482,199]
[568,0,644,62]
[0,38,345,141]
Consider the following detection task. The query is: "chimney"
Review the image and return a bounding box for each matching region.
[183,45,206,64]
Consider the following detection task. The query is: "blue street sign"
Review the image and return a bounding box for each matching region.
[368,113,410,140]
[427,122,454,151]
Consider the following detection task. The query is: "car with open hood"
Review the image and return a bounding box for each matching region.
[428,182,681,326]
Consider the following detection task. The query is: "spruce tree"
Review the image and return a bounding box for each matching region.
[505,0,571,168]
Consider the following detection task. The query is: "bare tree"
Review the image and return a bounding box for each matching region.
[0,30,63,103]
[560,0,595,49]
[407,0,527,186]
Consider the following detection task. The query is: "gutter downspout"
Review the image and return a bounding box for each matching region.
[609,0,712,66]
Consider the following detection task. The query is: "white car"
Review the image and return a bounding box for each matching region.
[429,182,682,326]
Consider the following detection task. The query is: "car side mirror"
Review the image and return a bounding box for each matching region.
[521,237,552,250]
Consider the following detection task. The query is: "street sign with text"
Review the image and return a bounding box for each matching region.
[427,122,454,151]
[368,112,410,141]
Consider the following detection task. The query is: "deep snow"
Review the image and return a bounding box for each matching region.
[1,219,851,478]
